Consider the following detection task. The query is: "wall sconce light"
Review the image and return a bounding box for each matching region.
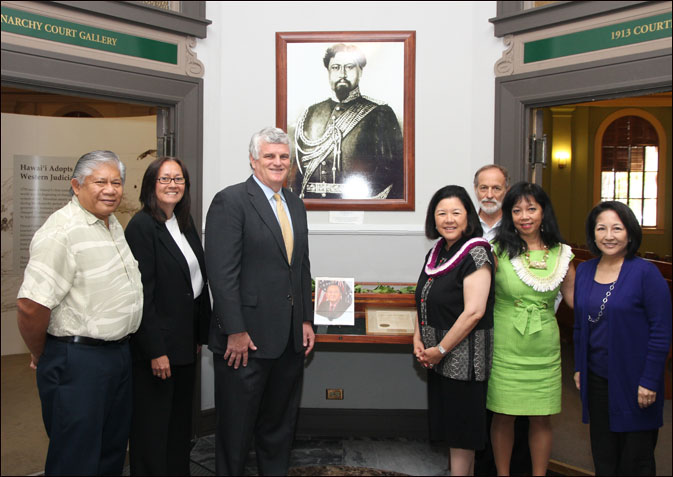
[555,150,570,169]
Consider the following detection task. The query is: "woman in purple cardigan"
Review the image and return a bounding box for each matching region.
[573,201,671,475]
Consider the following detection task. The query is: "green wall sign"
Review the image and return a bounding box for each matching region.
[1,6,178,65]
[524,13,672,64]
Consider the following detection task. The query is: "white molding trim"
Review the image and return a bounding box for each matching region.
[200,224,426,237]
[307,224,425,236]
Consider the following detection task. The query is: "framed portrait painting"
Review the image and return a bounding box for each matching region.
[276,31,415,211]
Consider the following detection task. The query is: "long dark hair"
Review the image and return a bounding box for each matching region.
[585,201,641,259]
[425,185,483,240]
[493,181,565,259]
[139,156,192,232]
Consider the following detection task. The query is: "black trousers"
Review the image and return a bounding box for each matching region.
[588,372,658,476]
[37,337,132,476]
[129,361,196,475]
[213,335,304,476]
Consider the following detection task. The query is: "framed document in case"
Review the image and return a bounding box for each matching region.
[365,307,416,335]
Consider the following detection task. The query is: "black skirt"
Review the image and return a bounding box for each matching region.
[427,370,488,450]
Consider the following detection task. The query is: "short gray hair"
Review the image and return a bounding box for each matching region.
[249,127,289,161]
[70,150,126,195]
[473,164,510,188]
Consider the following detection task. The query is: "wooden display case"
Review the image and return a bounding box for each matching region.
[314,283,416,345]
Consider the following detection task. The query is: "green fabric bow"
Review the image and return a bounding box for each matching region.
[513,303,543,335]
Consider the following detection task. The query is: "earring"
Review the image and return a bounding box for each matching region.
[540,224,545,233]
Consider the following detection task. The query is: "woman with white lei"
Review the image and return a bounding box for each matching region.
[486,182,575,477]
[414,185,495,476]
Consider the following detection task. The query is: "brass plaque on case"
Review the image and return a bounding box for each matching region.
[365,307,416,335]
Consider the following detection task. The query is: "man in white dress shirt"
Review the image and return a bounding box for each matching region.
[473,164,509,242]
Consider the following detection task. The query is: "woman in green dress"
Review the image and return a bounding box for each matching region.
[487,182,575,476]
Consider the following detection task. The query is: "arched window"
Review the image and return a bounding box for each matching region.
[599,114,660,227]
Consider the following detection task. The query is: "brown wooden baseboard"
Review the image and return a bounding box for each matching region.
[197,407,427,439]
[295,408,428,438]
[549,459,594,476]
[197,408,217,437]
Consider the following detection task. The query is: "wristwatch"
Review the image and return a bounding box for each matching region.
[437,344,447,355]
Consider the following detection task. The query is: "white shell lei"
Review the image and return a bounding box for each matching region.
[510,243,572,292]
[424,237,491,277]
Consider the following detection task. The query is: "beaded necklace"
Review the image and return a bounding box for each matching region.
[524,246,549,270]
[588,281,617,324]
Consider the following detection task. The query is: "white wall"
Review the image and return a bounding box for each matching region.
[195,1,503,410]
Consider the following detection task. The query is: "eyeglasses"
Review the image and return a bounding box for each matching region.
[329,63,358,73]
[157,176,186,184]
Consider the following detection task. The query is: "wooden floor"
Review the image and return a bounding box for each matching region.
[1,354,49,476]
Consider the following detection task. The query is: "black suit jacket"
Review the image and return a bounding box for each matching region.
[205,176,313,359]
[125,210,211,366]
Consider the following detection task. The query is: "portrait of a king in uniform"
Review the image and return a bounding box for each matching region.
[289,43,404,200]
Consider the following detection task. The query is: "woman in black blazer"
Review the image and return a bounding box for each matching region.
[125,156,210,475]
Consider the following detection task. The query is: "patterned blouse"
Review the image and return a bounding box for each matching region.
[415,236,495,381]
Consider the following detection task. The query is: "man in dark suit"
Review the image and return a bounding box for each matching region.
[316,282,349,320]
[205,127,315,476]
[316,283,344,320]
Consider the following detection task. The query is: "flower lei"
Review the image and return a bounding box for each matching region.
[510,243,573,292]
[424,237,491,277]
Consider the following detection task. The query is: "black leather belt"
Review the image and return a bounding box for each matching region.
[48,334,130,346]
